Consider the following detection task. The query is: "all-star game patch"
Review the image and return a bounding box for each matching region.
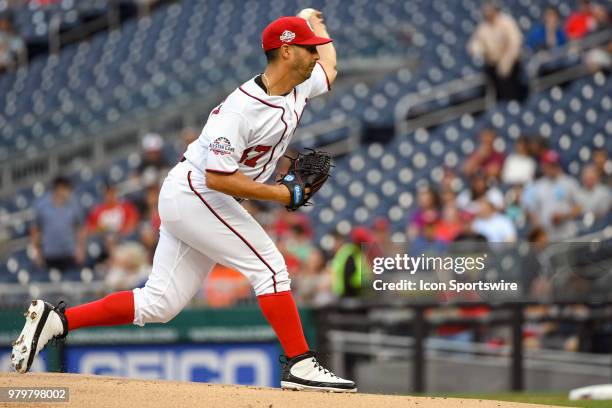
[280,30,296,43]
[210,137,235,156]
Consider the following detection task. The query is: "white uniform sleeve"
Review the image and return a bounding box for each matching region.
[204,111,250,174]
[304,62,331,99]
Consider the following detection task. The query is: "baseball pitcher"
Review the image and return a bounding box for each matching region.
[11,10,356,392]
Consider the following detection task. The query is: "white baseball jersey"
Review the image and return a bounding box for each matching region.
[183,62,330,182]
[132,62,332,325]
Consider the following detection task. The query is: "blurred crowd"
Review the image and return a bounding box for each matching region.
[402,130,610,306]
[28,125,611,309]
[408,128,611,246]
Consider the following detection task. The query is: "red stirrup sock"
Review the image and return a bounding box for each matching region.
[257,291,309,358]
[65,291,135,331]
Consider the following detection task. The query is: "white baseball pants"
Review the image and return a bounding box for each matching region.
[132,160,291,326]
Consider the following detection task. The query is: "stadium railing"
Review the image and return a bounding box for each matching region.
[320,300,612,393]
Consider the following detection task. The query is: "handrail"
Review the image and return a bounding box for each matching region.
[327,329,612,367]
[293,117,362,156]
[531,224,612,270]
[0,280,107,304]
[394,73,487,129]
[393,73,491,135]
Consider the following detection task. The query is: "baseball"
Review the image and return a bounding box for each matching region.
[297,8,318,20]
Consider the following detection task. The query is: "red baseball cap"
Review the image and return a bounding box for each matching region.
[351,226,374,244]
[262,16,332,52]
[372,217,389,231]
[541,149,561,165]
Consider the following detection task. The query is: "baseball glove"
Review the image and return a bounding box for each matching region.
[278,149,332,211]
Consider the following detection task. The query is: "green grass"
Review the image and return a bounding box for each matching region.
[428,392,611,407]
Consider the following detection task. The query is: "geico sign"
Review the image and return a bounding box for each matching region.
[78,349,272,385]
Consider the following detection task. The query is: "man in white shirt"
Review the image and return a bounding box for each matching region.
[523,150,582,240]
[468,3,527,101]
[502,136,536,185]
[472,189,517,242]
[12,11,356,393]
[578,164,611,218]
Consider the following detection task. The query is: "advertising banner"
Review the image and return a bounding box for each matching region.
[64,343,280,386]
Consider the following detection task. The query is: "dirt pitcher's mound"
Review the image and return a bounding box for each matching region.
[1,373,560,408]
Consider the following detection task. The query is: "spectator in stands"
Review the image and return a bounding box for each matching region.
[331,227,372,298]
[104,241,150,291]
[471,189,517,242]
[435,196,466,242]
[135,133,172,182]
[283,222,318,275]
[457,173,494,216]
[322,229,346,263]
[522,150,582,240]
[369,217,393,259]
[409,218,447,258]
[0,15,25,72]
[505,183,526,223]
[271,208,312,241]
[577,164,611,218]
[407,185,440,241]
[30,176,86,272]
[86,182,140,237]
[565,0,607,40]
[440,185,458,208]
[502,136,536,185]
[440,167,461,192]
[434,187,467,242]
[294,247,331,306]
[468,2,526,101]
[463,128,505,182]
[528,226,549,250]
[526,135,550,178]
[523,226,553,299]
[592,147,612,185]
[526,7,568,52]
